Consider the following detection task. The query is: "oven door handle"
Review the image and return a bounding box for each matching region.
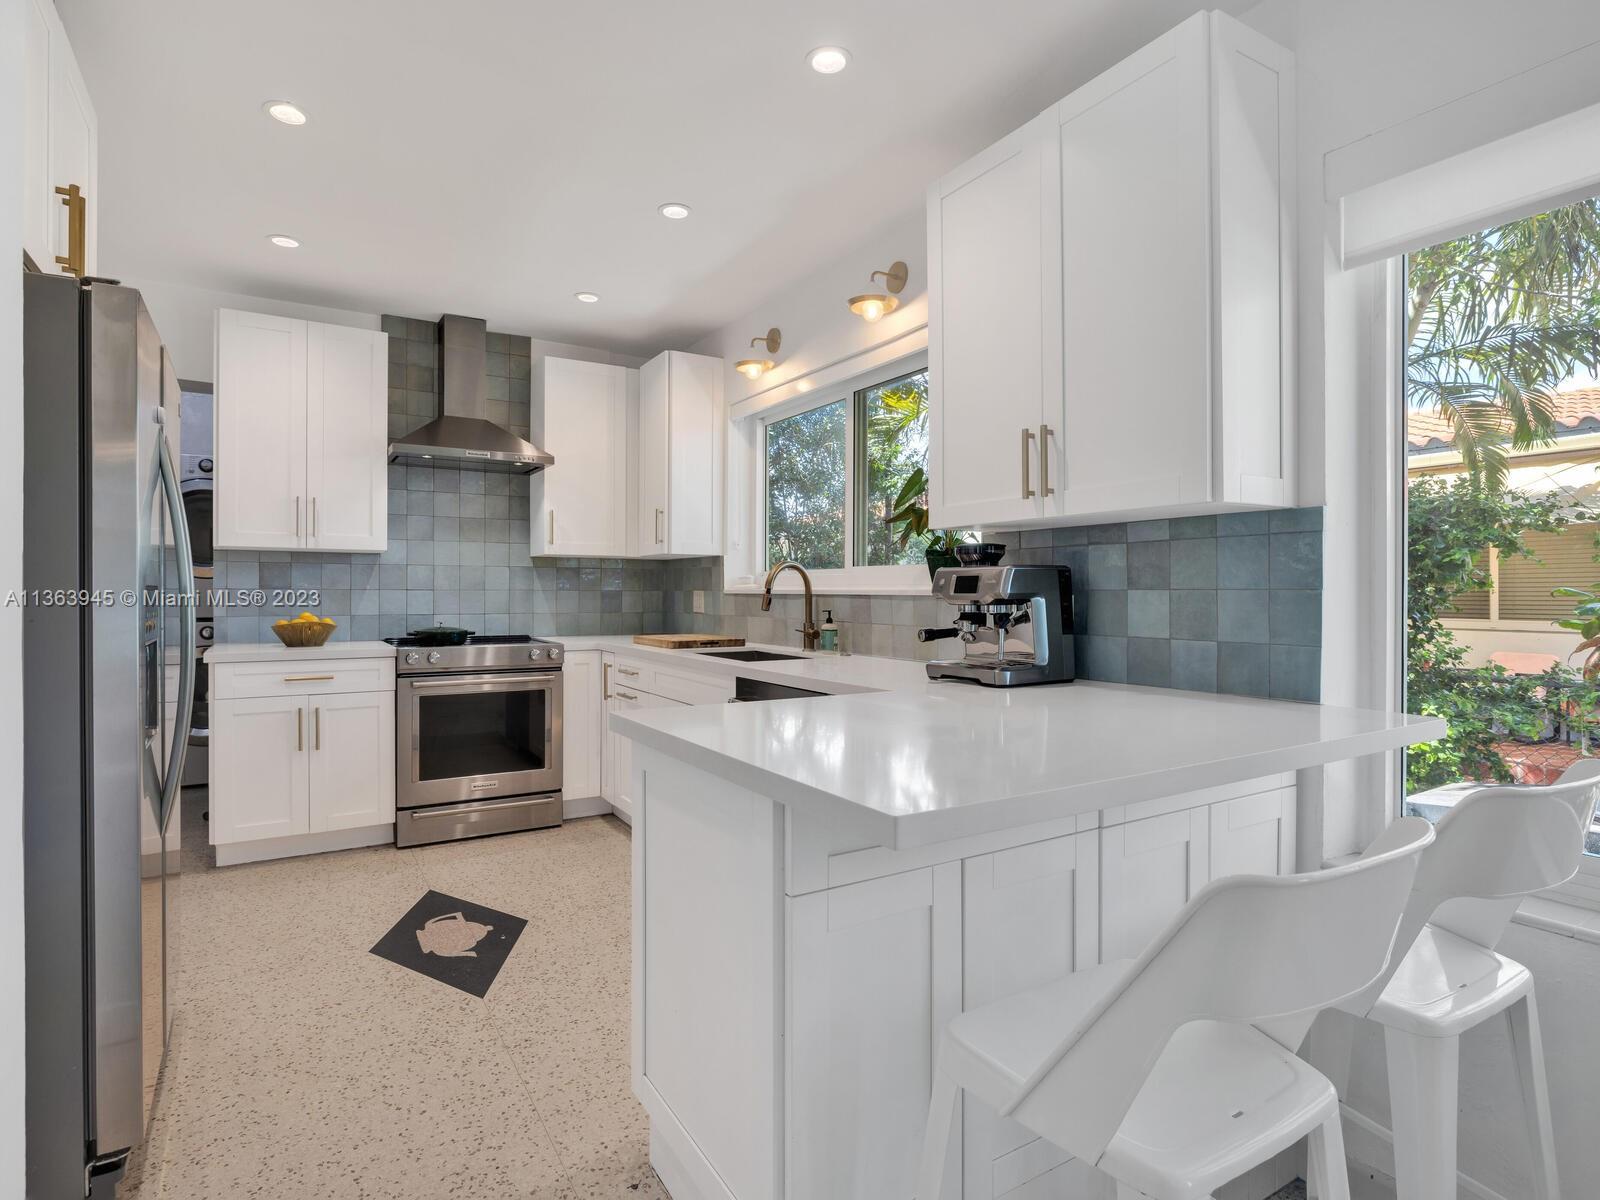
[405,673,558,689]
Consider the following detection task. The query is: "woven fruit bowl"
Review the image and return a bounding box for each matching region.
[272,618,336,648]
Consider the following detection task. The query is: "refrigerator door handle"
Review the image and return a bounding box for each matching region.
[154,410,196,832]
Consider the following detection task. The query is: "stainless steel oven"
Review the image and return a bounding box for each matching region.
[389,635,565,847]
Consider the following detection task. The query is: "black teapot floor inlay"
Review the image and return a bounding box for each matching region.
[371,889,528,997]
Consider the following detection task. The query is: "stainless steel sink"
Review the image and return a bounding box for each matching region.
[697,649,806,662]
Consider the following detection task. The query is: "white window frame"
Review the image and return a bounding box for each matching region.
[726,349,933,595]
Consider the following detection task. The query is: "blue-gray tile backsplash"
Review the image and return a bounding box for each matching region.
[991,508,1323,701]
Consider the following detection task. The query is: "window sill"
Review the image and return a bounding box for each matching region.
[1513,895,1600,942]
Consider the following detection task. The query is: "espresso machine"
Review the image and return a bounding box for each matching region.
[919,556,1076,687]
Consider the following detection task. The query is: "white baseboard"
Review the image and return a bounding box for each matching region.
[213,823,393,866]
[638,1075,736,1200]
[1339,1102,1510,1200]
[563,793,613,819]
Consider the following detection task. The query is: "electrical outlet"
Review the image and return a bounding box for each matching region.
[693,590,706,614]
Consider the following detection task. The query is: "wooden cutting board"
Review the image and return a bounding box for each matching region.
[632,633,747,649]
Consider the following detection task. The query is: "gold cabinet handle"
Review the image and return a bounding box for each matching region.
[616,665,639,677]
[314,706,321,750]
[296,707,304,752]
[602,660,612,699]
[296,496,302,537]
[615,690,639,702]
[312,496,318,537]
[54,184,86,278]
[548,509,555,545]
[1021,428,1036,499]
[283,674,335,682]
[1038,424,1054,497]
[655,507,664,545]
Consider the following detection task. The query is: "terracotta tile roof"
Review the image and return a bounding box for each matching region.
[1407,387,1600,450]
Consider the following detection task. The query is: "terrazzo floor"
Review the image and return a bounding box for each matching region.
[123,793,658,1199]
[119,792,1343,1200]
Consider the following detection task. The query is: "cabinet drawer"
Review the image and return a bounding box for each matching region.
[645,664,733,706]
[213,657,394,700]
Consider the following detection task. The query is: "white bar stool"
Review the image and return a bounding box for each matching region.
[913,818,1437,1200]
[1319,759,1600,1200]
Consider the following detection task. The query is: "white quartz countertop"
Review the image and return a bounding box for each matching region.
[205,640,397,664]
[558,636,929,694]
[605,655,1446,848]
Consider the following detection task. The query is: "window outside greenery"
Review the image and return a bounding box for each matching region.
[763,366,933,571]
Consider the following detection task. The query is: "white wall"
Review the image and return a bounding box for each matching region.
[689,205,926,398]
[2,0,30,1191]
[128,277,381,384]
[1240,0,1600,1192]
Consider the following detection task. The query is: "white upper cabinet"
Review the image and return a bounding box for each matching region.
[530,357,637,557]
[23,0,98,279]
[214,310,387,553]
[927,110,1063,531]
[637,350,723,558]
[928,10,1294,530]
[306,322,389,551]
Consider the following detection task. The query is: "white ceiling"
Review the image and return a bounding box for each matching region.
[58,0,1244,356]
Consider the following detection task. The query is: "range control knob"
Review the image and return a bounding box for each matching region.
[404,651,421,666]
[528,648,543,661]
[427,650,442,664]
[548,647,561,662]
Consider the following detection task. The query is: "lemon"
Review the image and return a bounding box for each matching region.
[297,611,318,623]
[273,618,289,626]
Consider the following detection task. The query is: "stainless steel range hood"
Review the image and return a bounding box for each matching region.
[387,314,554,474]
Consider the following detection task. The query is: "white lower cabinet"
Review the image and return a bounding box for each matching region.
[210,656,395,864]
[605,685,678,824]
[1209,787,1296,878]
[597,652,731,824]
[786,863,963,1200]
[1099,806,1211,963]
[562,650,604,811]
[961,833,1102,1200]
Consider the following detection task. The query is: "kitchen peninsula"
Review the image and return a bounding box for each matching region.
[612,671,1444,1200]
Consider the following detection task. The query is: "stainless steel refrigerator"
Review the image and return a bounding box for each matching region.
[23,273,197,1198]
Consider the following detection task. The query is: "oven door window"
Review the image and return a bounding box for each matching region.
[418,686,547,781]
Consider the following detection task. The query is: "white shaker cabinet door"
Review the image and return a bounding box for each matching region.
[961,833,1104,1200]
[22,0,51,272]
[927,108,1062,531]
[531,358,635,557]
[1099,806,1210,963]
[561,650,603,802]
[638,351,724,558]
[1208,787,1296,879]
[214,309,309,550]
[786,863,963,1200]
[209,695,310,844]
[306,322,389,552]
[307,689,395,832]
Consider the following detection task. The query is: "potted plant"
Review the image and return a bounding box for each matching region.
[886,466,971,580]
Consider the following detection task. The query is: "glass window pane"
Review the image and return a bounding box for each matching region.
[766,400,846,569]
[859,369,930,567]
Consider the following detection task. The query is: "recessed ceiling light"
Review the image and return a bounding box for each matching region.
[808,46,851,75]
[575,292,600,303]
[658,202,691,220]
[267,234,300,248]
[264,100,307,126]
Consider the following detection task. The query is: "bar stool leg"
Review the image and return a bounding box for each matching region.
[1384,1027,1459,1200]
[916,1068,959,1200]
[1306,1110,1353,1200]
[1506,991,1561,1200]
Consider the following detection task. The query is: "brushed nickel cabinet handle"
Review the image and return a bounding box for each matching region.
[296,708,304,752]
[1038,424,1054,497]
[295,495,302,537]
[283,674,335,682]
[616,666,639,677]
[603,660,612,700]
[655,507,664,545]
[312,496,318,537]
[53,184,86,277]
[1021,428,1036,499]
[314,706,321,750]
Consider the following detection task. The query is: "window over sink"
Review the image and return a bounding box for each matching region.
[760,358,942,578]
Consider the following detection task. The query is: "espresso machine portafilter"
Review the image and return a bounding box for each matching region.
[918,564,1076,687]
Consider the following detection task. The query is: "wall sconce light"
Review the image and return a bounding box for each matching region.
[735,328,782,379]
[848,260,908,323]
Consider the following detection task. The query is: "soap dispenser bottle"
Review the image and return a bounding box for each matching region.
[818,609,839,654]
